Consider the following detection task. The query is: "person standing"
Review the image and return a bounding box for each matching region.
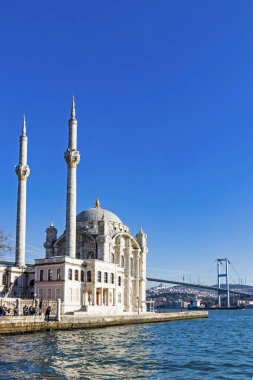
[39,299,43,315]
[34,298,39,316]
[45,305,51,322]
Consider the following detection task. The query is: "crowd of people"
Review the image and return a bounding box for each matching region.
[0,304,18,316]
[0,300,52,321]
[22,304,39,316]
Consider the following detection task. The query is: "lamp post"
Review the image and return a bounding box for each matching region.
[137,296,140,315]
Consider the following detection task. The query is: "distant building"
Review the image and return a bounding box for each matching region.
[188,299,204,309]
[0,99,148,315]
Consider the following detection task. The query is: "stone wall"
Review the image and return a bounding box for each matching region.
[0,311,208,335]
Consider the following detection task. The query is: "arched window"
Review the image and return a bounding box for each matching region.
[40,270,44,281]
[68,269,73,280]
[87,271,92,282]
[56,288,61,299]
[110,273,114,284]
[121,255,124,268]
[75,270,79,281]
[97,271,102,282]
[48,269,52,281]
[81,270,84,282]
[57,268,61,280]
[47,289,52,299]
[118,276,121,286]
[104,272,108,283]
[88,251,94,259]
[29,279,35,287]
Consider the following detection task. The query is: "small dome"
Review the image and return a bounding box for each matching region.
[77,207,123,224]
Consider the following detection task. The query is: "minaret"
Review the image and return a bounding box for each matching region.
[64,97,80,258]
[15,115,30,267]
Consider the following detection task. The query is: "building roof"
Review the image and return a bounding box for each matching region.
[76,207,123,224]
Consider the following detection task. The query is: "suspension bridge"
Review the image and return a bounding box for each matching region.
[147,258,253,307]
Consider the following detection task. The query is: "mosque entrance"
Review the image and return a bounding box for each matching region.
[96,291,100,305]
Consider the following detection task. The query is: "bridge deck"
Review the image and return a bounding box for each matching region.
[147,277,252,297]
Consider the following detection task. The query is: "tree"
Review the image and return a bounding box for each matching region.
[0,228,13,258]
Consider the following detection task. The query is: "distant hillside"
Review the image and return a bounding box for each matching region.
[213,284,253,292]
[146,283,253,308]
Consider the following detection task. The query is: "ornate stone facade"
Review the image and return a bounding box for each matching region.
[35,203,148,314]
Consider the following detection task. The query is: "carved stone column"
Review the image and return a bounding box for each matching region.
[139,251,147,312]
[115,237,122,265]
[134,250,140,312]
[124,242,131,312]
[136,228,148,312]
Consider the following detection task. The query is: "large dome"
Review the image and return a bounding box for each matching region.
[76,207,122,224]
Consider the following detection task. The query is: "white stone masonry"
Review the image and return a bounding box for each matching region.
[64,98,80,258]
[15,116,30,267]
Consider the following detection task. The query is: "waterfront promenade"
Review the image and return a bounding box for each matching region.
[0,311,208,335]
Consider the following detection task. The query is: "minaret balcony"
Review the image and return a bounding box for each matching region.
[64,149,80,168]
[15,164,30,180]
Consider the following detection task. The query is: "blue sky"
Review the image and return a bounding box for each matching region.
[1,1,253,285]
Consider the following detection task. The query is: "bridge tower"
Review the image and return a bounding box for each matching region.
[217,258,230,308]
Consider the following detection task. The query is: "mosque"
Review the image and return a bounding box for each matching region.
[0,99,148,315]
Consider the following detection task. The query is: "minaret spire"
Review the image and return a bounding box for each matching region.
[71,96,76,120]
[15,116,30,267]
[22,114,26,136]
[64,97,80,258]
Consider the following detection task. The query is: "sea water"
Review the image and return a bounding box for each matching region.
[0,309,253,379]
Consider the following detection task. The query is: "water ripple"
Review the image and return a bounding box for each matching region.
[1,310,253,379]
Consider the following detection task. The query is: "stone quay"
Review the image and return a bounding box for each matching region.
[0,311,208,335]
